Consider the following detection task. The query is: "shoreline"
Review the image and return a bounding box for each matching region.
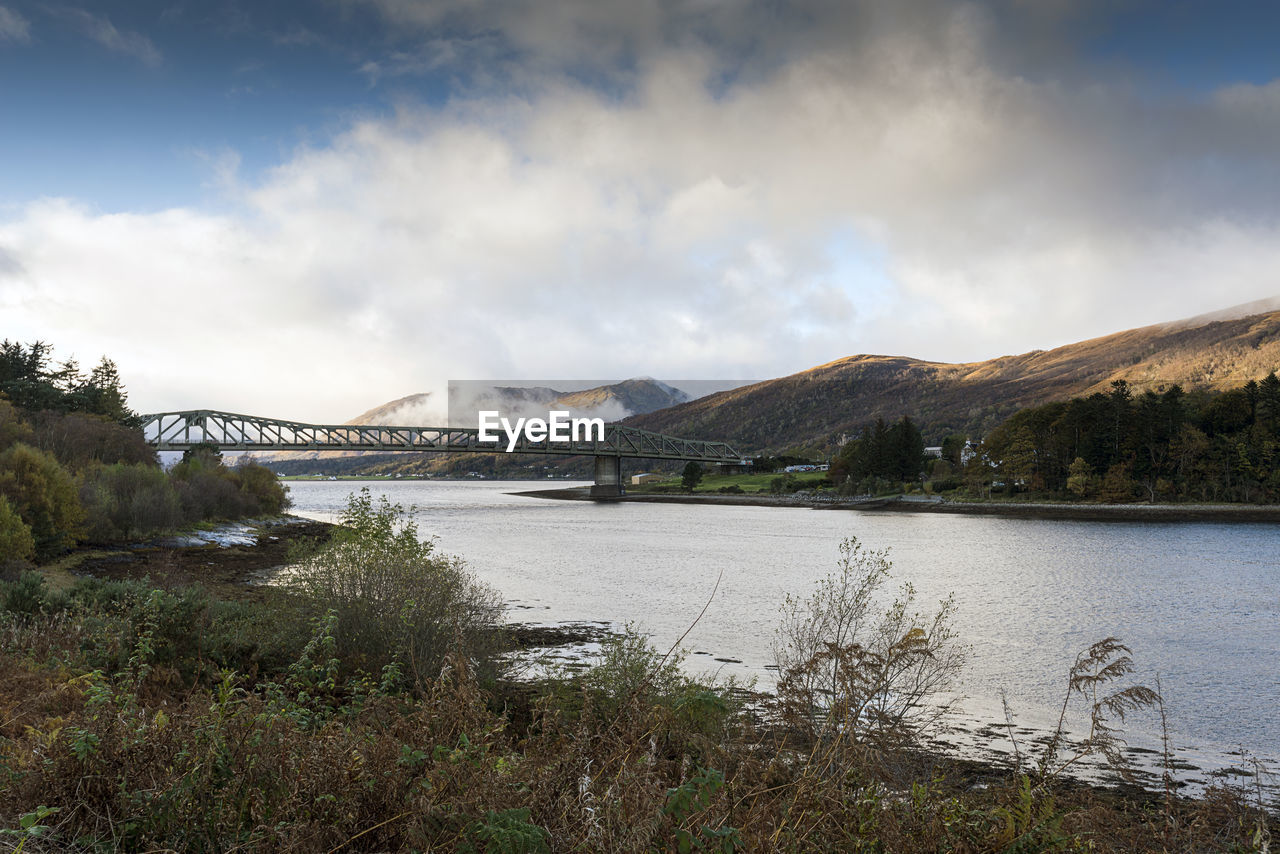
[49,513,1277,809]
[51,515,336,600]
[512,486,1280,522]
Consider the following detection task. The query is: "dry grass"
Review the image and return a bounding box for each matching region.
[0,592,1274,852]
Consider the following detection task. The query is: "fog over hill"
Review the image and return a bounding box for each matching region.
[256,378,688,472]
[263,299,1280,473]
[623,299,1280,454]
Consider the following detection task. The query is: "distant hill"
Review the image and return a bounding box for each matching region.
[450,378,688,426]
[622,300,1280,454]
[259,378,688,476]
[348,393,436,426]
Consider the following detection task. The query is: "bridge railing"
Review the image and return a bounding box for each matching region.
[140,410,746,464]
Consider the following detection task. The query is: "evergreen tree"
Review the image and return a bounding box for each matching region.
[681,461,703,492]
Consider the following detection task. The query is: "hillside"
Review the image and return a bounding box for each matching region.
[622,300,1280,454]
[259,378,687,476]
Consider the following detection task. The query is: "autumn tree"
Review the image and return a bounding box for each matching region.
[0,443,84,558]
[0,495,35,564]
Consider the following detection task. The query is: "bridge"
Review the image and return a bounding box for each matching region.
[140,410,748,497]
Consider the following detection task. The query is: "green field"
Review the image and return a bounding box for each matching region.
[628,469,831,494]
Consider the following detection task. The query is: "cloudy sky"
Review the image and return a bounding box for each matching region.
[3,0,1280,422]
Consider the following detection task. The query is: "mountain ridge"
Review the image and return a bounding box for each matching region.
[622,301,1280,453]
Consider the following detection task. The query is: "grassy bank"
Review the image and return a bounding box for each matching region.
[1,498,1274,852]
[628,470,832,495]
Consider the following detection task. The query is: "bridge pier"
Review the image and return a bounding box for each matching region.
[590,455,624,498]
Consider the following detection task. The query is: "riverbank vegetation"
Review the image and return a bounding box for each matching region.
[1,341,288,570]
[1,495,1273,851]
[970,375,1280,503]
[821,373,1280,504]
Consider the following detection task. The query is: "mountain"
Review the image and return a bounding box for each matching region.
[348,393,436,426]
[622,300,1280,454]
[555,378,689,418]
[258,378,688,474]
[450,378,688,426]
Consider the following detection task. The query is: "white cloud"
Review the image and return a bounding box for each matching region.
[0,5,30,42]
[4,2,1280,422]
[64,9,162,66]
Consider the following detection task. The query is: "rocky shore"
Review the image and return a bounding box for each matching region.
[513,486,1280,522]
[63,515,336,600]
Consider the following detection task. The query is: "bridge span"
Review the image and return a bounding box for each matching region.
[140,410,747,497]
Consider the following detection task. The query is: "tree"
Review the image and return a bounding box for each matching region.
[681,461,703,492]
[940,433,967,468]
[0,342,136,422]
[179,442,224,468]
[85,357,133,422]
[233,460,290,515]
[998,426,1038,493]
[888,416,925,481]
[1099,462,1135,503]
[0,398,35,451]
[30,411,155,471]
[963,446,993,499]
[0,443,84,558]
[1258,371,1280,433]
[1066,457,1096,498]
[0,494,35,563]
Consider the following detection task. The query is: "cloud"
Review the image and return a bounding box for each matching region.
[4,2,1280,421]
[63,8,162,66]
[0,5,29,42]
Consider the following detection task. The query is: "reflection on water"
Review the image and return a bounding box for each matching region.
[287,479,1279,787]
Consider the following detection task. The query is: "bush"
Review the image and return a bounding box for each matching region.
[0,442,84,559]
[173,469,251,521]
[769,474,799,494]
[582,624,692,721]
[29,411,155,472]
[0,398,35,451]
[2,569,64,614]
[773,537,967,749]
[0,493,35,562]
[80,463,184,542]
[231,460,290,515]
[170,453,290,523]
[284,488,503,686]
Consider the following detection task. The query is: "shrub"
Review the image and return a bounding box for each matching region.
[80,463,184,542]
[170,453,289,523]
[29,410,155,472]
[769,474,798,494]
[0,397,35,451]
[582,624,691,721]
[0,442,84,559]
[231,460,290,515]
[2,569,63,614]
[0,493,35,563]
[284,488,503,686]
[773,537,967,749]
[461,808,551,854]
[172,469,250,521]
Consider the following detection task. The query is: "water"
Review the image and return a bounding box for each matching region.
[287,479,1280,789]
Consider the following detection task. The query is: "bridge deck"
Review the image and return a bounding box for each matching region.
[140,410,745,464]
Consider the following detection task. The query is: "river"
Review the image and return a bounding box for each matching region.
[286,479,1279,792]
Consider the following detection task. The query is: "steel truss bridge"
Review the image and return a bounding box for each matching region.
[141,410,747,496]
